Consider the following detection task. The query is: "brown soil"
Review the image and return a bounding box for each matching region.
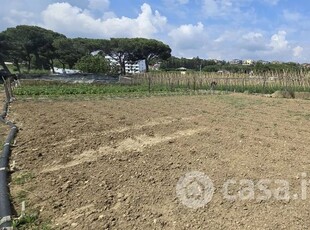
[8,93,310,229]
[0,94,10,144]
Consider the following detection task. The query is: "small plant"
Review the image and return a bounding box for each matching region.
[12,213,38,228]
[12,172,34,185]
[12,212,53,230]
[15,190,28,204]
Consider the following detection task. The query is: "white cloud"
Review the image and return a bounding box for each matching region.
[168,25,305,62]
[293,46,303,57]
[88,0,109,9]
[202,0,252,18]
[241,32,268,51]
[101,11,116,20]
[168,22,207,52]
[203,0,232,17]
[242,32,263,41]
[10,9,35,19]
[206,28,306,62]
[269,30,289,51]
[264,31,305,61]
[41,2,167,38]
[214,30,237,43]
[3,9,35,26]
[88,0,110,11]
[211,29,268,60]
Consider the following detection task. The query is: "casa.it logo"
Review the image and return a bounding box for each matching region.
[176,171,215,209]
[176,171,310,208]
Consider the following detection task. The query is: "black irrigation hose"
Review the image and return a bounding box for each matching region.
[0,100,18,229]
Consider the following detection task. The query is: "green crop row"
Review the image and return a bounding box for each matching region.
[14,84,150,96]
[13,80,310,97]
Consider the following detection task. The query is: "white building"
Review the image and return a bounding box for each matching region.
[105,56,146,74]
[229,59,242,65]
[105,55,119,65]
[125,60,146,74]
[242,59,255,65]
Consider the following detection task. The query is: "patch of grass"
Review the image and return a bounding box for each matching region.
[12,172,34,185]
[304,114,310,120]
[10,165,51,229]
[13,213,39,228]
[11,190,53,229]
[15,190,28,204]
[12,212,53,230]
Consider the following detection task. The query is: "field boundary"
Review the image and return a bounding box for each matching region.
[0,77,18,229]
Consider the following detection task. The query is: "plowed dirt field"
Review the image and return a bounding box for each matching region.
[8,94,310,229]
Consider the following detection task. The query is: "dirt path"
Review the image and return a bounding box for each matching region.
[9,94,310,229]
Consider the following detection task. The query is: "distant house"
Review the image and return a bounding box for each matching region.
[242,59,255,65]
[257,60,270,65]
[229,59,242,65]
[177,67,187,75]
[271,61,283,64]
[302,63,310,68]
[150,62,161,71]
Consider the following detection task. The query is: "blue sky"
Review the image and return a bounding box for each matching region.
[0,0,309,62]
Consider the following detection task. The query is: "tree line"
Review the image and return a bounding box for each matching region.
[160,56,307,74]
[0,25,171,75]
